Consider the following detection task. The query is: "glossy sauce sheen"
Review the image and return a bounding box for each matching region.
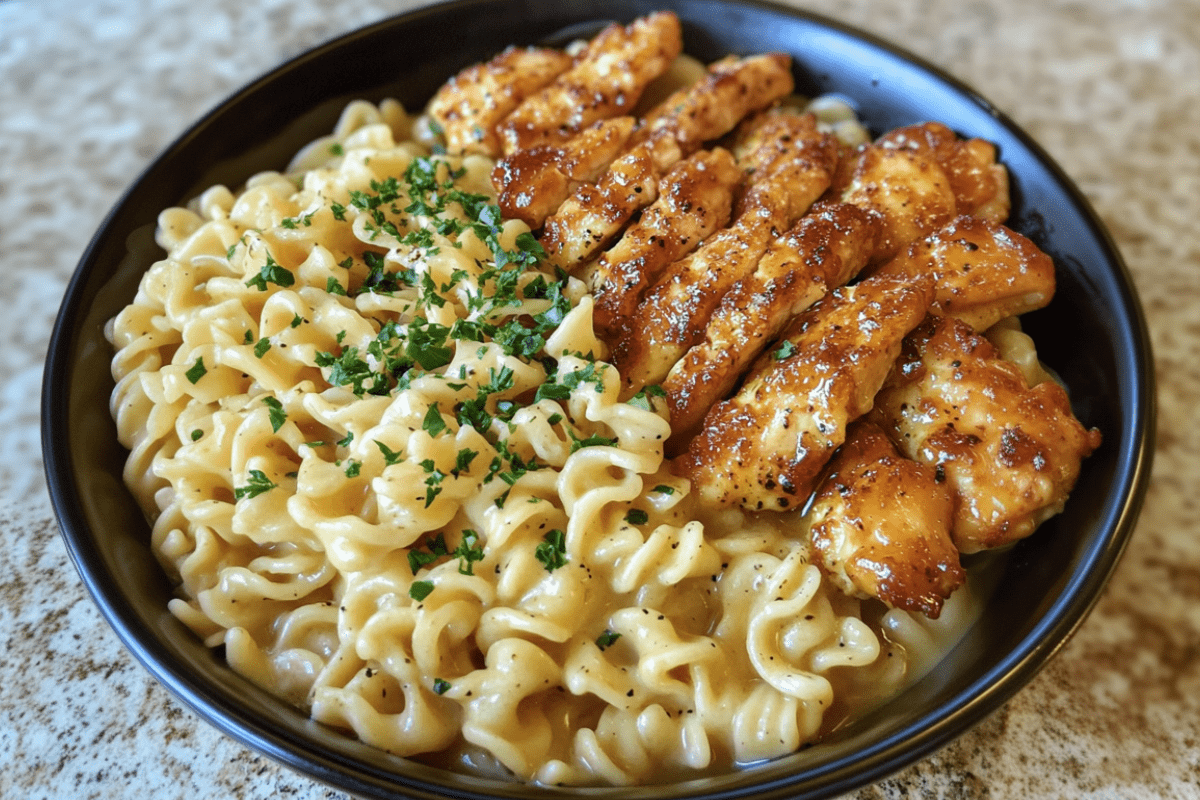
[868,315,1102,553]
[679,273,936,510]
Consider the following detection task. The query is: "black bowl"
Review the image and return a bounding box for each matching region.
[42,1,1154,798]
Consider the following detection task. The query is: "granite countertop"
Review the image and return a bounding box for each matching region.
[2,0,1197,797]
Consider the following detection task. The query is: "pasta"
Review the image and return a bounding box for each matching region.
[107,94,985,785]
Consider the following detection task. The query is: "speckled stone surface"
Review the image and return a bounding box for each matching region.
[2,0,1197,797]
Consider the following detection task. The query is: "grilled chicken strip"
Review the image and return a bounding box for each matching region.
[492,117,636,228]
[611,114,839,394]
[806,420,964,619]
[876,122,1011,222]
[497,12,683,155]
[426,46,574,157]
[867,314,1103,553]
[589,147,743,338]
[629,53,795,153]
[663,202,882,444]
[540,134,683,270]
[539,53,795,269]
[678,273,936,511]
[873,215,1056,332]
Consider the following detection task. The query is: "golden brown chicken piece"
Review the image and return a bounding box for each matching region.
[678,273,936,511]
[876,122,1011,222]
[806,420,964,618]
[588,147,743,338]
[611,114,839,394]
[868,314,1103,553]
[539,135,683,270]
[497,12,683,155]
[539,53,795,270]
[725,106,812,169]
[491,117,636,228]
[663,202,882,444]
[873,215,1056,332]
[426,46,574,157]
[629,53,795,153]
[838,143,958,265]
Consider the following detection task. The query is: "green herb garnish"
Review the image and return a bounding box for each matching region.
[185,357,207,384]
[262,396,286,432]
[535,529,568,572]
[595,630,621,651]
[244,253,295,291]
[624,509,649,525]
[234,469,277,500]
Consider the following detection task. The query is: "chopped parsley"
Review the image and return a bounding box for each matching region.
[569,430,619,453]
[409,580,434,601]
[422,403,448,438]
[360,250,412,294]
[405,529,483,575]
[624,508,649,526]
[315,346,389,396]
[405,318,453,370]
[595,630,621,651]
[185,357,207,384]
[535,529,568,572]
[281,211,314,229]
[374,440,404,465]
[408,532,449,574]
[349,176,409,241]
[262,396,286,432]
[254,337,272,358]
[626,384,666,411]
[432,678,452,695]
[234,469,277,500]
[244,253,295,291]
[420,458,446,508]
[773,340,798,361]
[454,448,479,475]
[534,361,605,404]
[452,529,485,575]
[455,366,516,435]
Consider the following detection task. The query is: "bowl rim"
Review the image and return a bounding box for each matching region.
[42,0,1156,798]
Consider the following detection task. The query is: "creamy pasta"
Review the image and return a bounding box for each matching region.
[107,97,980,786]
